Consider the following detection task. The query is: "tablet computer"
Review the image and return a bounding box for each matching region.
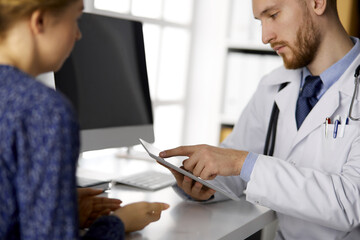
[139,139,241,201]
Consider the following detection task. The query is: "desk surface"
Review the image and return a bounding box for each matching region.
[77,149,276,240]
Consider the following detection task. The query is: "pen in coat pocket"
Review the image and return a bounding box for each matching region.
[325,117,330,138]
[333,115,341,139]
[338,116,349,138]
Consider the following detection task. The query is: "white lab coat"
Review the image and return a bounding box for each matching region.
[214,53,360,239]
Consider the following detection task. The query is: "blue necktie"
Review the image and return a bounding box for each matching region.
[296,75,322,129]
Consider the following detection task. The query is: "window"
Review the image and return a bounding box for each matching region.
[93,0,194,148]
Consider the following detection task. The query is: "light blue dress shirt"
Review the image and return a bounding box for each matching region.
[240,37,360,182]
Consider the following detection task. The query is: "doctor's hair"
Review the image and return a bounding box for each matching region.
[0,0,78,39]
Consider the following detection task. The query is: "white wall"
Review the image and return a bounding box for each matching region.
[183,0,230,146]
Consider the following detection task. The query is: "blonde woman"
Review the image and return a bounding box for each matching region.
[0,0,169,239]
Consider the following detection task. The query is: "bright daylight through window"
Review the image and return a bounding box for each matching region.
[94,0,194,148]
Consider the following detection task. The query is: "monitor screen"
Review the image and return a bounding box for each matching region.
[54,12,154,152]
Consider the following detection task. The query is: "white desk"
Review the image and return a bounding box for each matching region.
[77,149,276,240]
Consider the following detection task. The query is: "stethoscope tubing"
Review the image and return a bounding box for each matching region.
[348,64,360,121]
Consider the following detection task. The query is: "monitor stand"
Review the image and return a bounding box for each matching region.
[115,145,152,161]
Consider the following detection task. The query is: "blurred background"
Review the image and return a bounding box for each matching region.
[83,0,360,149]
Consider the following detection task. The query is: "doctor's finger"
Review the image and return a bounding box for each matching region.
[200,171,216,180]
[182,157,198,173]
[169,169,185,185]
[160,145,199,158]
[191,181,204,195]
[181,175,196,194]
[198,165,217,180]
[191,160,206,177]
[191,182,216,201]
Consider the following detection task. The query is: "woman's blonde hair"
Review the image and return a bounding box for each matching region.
[0,0,78,37]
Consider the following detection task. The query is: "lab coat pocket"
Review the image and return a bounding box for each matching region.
[323,123,348,139]
[320,124,359,171]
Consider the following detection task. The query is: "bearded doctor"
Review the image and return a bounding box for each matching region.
[160,0,360,239]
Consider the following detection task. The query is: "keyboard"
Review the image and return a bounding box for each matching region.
[115,170,175,191]
[77,177,112,190]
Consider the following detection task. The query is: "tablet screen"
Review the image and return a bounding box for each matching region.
[139,139,241,201]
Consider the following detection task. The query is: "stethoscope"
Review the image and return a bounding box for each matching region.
[264,64,360,156]
[348,64,360,121]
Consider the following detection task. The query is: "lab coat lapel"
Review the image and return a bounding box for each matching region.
[291,88,340,148]
[289,56,359,151]
[273,71,300,158]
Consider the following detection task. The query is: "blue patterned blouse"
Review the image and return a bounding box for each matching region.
[0,65,124,240]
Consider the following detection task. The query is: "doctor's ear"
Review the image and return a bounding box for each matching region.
[310,0,327,16]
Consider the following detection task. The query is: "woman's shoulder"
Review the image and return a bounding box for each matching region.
[0,65,74,117]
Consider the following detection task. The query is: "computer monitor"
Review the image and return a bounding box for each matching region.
[54,12,154,152]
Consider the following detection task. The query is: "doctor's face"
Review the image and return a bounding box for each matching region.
[253,0,321,69]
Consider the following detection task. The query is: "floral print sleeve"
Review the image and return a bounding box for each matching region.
[0,66,124,240]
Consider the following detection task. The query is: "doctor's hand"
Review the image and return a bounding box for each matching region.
[160,145,248,180]
[168,166,216,201]
[113,202,170,232]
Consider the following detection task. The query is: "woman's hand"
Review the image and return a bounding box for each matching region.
[77,188,122,228]
[113,202,170,232]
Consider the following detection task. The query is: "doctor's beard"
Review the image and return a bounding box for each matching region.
[273,7,321,69]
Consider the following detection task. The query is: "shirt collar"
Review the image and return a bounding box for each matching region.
[301,37,360,97]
